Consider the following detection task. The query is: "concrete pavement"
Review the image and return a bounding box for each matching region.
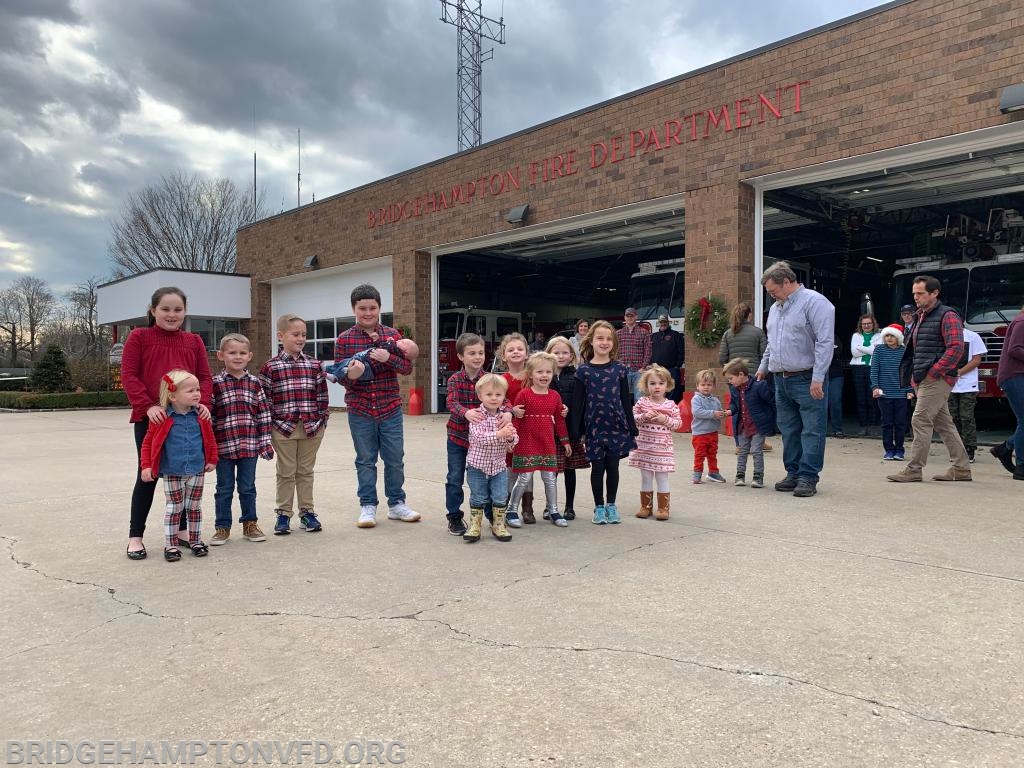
[1,409,1022,767]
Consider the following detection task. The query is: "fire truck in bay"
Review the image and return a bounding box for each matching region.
[436,307,522,409]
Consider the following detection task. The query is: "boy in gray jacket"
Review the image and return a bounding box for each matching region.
[691,368,728,483]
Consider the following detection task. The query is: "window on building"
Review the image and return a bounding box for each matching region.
[286,313,397,361]
[191,318,241,352]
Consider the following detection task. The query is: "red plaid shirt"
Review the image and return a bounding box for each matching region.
[258,351,329,437]
[212,370,273,459]
[617,324,652,372]
[446,368,483,448]
[911,306,965,386]
[334,323,412,421]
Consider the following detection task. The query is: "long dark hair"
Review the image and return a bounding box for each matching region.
[147,287,187,327]
[729,302,752,335]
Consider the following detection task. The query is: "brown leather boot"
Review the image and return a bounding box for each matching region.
[521,492,536,524]
[655,492,670,520]
[636,491,654,518]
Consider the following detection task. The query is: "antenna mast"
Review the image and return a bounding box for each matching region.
[439,0,505,152]
[297,128,301,208]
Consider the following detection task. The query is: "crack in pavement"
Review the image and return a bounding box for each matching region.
[382,613,1024,742]
[6,531,1022,743]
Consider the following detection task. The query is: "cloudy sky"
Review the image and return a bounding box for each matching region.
[0,0,887,291]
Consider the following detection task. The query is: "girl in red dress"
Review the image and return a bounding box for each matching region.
[506,352,572,527]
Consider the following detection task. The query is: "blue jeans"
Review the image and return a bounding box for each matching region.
[466,467,508,508]
[214,457,258,528]
[348,410,405,507]
[627,370,642,402]
[1001,374,1024,468]
[774,372,827,485]
[828,374,844,433]
[446,440,467,519]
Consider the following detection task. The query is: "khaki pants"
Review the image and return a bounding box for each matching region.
[907,377,969,472]
[272,427,325,515]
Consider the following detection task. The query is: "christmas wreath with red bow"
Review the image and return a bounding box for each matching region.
[684,294,729,348]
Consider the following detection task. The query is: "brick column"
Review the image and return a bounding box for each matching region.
[683,180,756,390]
[392,250,433,412]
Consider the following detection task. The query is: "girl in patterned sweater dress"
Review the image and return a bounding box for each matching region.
[506,351,573,527]
[570,320,638,526]
[629,365,682,520]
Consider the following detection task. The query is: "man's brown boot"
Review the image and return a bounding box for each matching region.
[521,492,536,524]
[933,467,972,482]
[636,491,654,518]
[655,492,670,520]
[887,468,923,482]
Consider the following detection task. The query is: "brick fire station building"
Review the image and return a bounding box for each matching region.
[237,0,1024,412]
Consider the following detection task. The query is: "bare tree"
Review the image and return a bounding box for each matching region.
[108,171,266,275]
[41,278,110,359]
[2,276,56,361]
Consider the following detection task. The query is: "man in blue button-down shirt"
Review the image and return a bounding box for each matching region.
[756,261,835,497]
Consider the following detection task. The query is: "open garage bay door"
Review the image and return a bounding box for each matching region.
[427,195,686,411]
[752,123,1024,416]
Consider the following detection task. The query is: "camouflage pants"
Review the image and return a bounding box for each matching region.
[948,391,978,450]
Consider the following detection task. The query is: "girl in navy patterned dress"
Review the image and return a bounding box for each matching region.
[570,320,638,525]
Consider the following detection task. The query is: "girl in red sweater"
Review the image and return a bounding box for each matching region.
[122,287,213,561]
[140,370,218,561]
[497,332,532,526]
[506,352,572,528]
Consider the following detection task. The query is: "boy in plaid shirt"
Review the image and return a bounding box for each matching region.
[465,374,518,542]
[335,284,419,529]
[210,333,274,545]
[259,314,329,536]
[444,332,486,536]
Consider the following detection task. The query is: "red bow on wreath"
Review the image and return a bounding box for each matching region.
[698,296,712,330]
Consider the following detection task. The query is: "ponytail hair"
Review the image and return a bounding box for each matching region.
[730,302,752,336]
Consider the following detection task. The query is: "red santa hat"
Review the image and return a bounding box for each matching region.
[879,323,905,345]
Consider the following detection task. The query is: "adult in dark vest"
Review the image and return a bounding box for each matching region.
[650,315,685,401]
[887,275,971,482]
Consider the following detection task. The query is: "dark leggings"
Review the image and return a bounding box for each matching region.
[589,456,620,506]
[563,469,577,508]
[129,419,185,538]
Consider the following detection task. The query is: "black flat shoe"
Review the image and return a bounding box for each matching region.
[126,546,147,561]
[189,542,209,557]
[164,547,182,562]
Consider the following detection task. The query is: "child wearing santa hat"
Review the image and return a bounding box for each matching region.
[870,324,914,461]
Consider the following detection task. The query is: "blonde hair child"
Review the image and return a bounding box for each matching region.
[690,368,728,484]
[496,332,532,526]
[506,351,572,527]
[568,320,637,525]
[139,369,218,561]
[545,335,589,521]
[628,365,681,520]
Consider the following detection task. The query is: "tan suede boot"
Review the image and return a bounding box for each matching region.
[464,507,484,543]
[521,492,536,524]
[491,506,512,542]
[655,492,670,520]
[636,491,654,518]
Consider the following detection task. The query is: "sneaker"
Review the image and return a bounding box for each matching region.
[299,510,322,532]
[692,472,703,484]
[751,475,764,489]
[506,510,522,528]
[242,521,266,542]
[605,503,621,524]
[357,505,377,528]
[793,479,817,497]
[774,476,798,492]
[734,475,746,487]
[211,527,230,546]
[447,517,467,536]
[966,447,976,464]
[387,502,421,522]
[542,510,550,520]
[893,450,905,461]
[883,451,895,461]
[549,512,568,527]
[706,472,727,483]
[591,505,607,525]
[274,513,291,535]
[832,431,847,439]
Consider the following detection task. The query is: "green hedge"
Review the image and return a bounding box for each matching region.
[0,378,29,392]
[0,391,129,409]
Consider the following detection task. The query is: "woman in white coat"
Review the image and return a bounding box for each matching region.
[850,313,881,436]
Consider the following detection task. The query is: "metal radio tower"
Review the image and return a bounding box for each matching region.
[440,0,505,152]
